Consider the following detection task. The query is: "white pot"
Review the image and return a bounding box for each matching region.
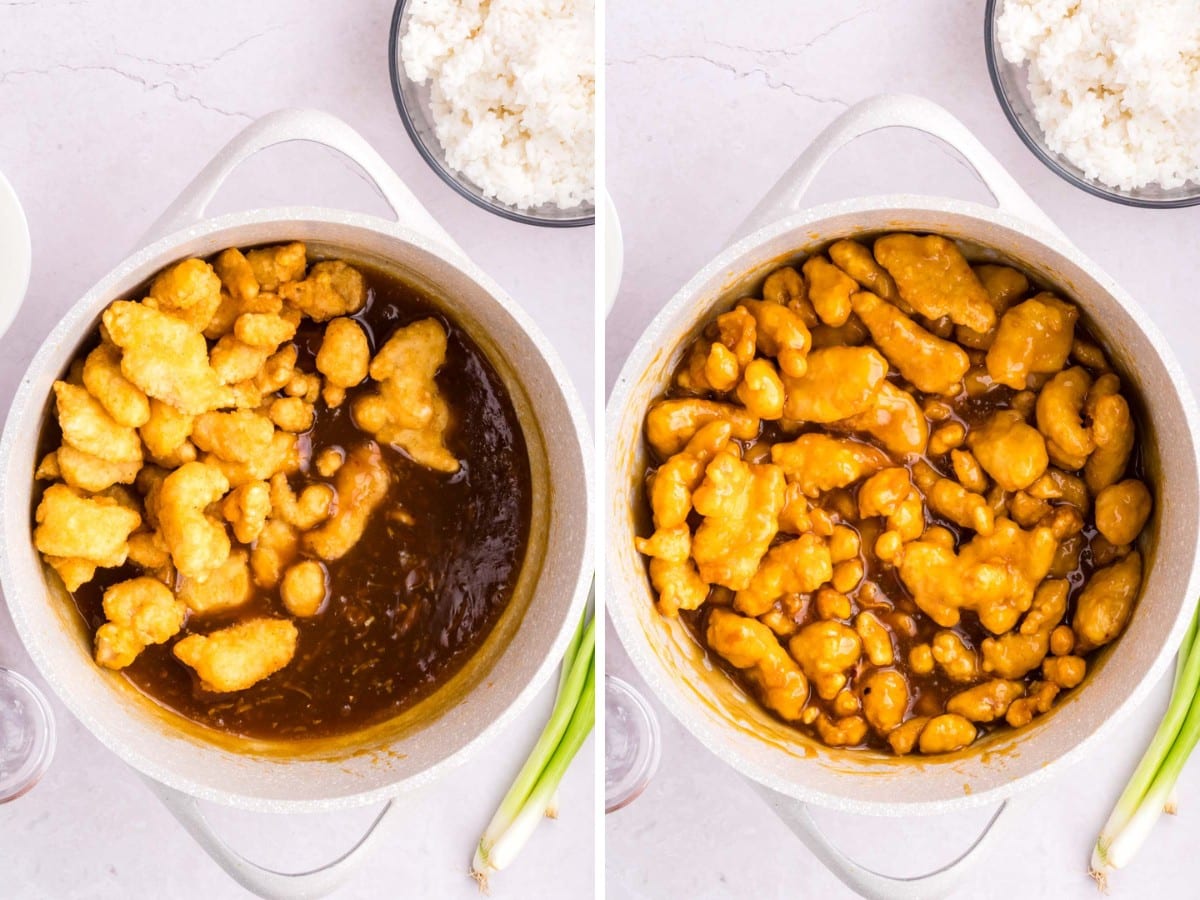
[0,109,593,898]
[606,95,1200,899]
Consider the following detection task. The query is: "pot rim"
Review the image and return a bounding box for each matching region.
[2,205,595,812]
[606,192,1200,816]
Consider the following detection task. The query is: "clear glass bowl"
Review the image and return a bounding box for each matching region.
[0,667,55,803]
[387,0,595,227]
[604,676,660,813]
[984,0,1200,208]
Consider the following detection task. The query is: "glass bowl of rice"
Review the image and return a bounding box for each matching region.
[388,0,595,227]
[985,0,1200,208]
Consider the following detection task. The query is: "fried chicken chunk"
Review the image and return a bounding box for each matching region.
[690,450,785,590]
[303,442,391,561]
[173,617,298,692]
[35,483,141,574]
[850,291,969,395]
[177,549,253,616]
[316,317,371,389]
[707,608,809,720]
[873,234,995,333]
[734,533,832,616]
[94,577,186,670]
[899,518,1057,634]
[831,381,929,456]
[220,480,271,543]
[146,258,223,331]
[986,294,1078,390]
[781,346,888,422]
[103,300,233,414]
[140,398,196,466]
[53,381,142,464]
[250,518,300,589]
[212,248,260,303]
[158,461,232,580]
[351,318,459,473]
[771,433,889,498]
[55,443,141,492]
[644,398,759,457]
[82,343,150,428]
[281,560,329,617]
[245,242,307,291]
[192,409,276,464]
[280,260,366,322]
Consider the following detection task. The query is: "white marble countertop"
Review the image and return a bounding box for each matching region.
[0,1,594,897]
[606,1,1200,897]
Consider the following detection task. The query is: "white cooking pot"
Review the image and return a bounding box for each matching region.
[0,109,593,898]
[607,95,1200,899]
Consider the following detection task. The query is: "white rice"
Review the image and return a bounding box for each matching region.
[401,0,595,211]
[997,0,1200,191]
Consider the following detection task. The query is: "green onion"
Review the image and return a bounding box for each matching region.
[1091,604,1200,888]
[472,611,595,891]
[545,611,587,820]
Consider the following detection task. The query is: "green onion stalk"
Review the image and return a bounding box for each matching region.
[471,611,595,891]
[1091,604,1200,888]
[544,611,587,820]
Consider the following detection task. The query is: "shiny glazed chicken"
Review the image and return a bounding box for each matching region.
[636,232,1151,755]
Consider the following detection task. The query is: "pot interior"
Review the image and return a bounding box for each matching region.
[2,217,590,809]
[608,201,1200,813]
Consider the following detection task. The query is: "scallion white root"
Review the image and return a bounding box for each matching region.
[1091,605,1200,886]
[471,611,595,891]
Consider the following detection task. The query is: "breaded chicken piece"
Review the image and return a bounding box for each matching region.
[56,443,141,492]
[254,344,299,394]
[233,308,301,350]
[873,234,995,334]
[192,409,276,465]
[158,461,232,580]
[250,518,300,589]
[93,577,186,670]
[44,555,98,592]
[221,480,271,543]
[139,398,196,466]
[707,608,809,720]
[316,317,370,388]
[203,430,298,488]
[303,442,391,561]
[351,318,459,473]
[206,333,271,386]
[245,242,307,291]
[280,560,328,617]
[53,381,143,464]
[35,451,60,480]
[270,474,334,530]
[174,617,298,692]
[212,248,260,303]
[82,342,151,428]
[178,549,254,615]
[126,529,172,572]
[280,260,366,322]
[102,301,233,414]
[145,258,224,332]
[149,258,222,312]
[34,483,141,570]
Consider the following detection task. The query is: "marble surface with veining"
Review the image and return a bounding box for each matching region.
[0,2,594,897]
[606,1,1200,898]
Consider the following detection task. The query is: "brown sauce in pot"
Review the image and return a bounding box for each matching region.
[48,266,533,741]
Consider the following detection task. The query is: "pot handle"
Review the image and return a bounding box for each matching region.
[143,775,396,899]
[141,107,463,255]
[750,781,1015,900]
[733,93,1066,243]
